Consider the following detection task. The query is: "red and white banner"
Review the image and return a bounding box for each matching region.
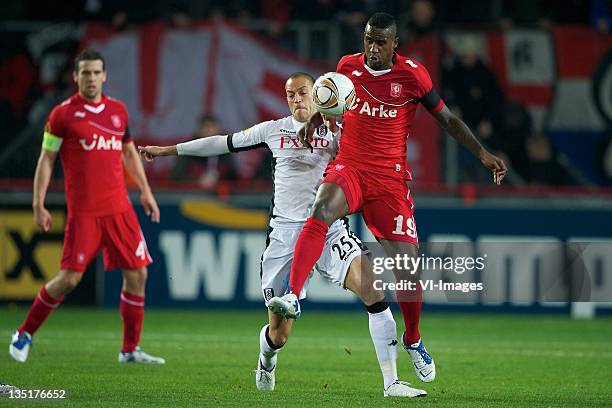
[487,29,554,129]
[82,22,442,185]
[83,22,325,143]
[447,28,612,131]
[548,27,612,131]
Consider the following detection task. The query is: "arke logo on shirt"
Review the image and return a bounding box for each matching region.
[356,101,398,118]
[79,134,122,151]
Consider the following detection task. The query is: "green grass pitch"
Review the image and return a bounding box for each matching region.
[2,307,611,407]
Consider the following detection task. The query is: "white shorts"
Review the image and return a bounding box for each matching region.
[260,218,365,305]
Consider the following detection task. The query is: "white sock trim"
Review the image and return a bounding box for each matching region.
[259,324,280,371]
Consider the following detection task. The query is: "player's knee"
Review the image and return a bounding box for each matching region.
[61,272,82,293]
[134,267,148,284]
[310,200,337,225]
[125,267,148,288]
[121,268,147,296]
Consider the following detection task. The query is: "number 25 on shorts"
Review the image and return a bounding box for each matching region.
[392,214,417,238]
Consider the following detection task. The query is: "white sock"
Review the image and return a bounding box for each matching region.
[259,324,280,371]
[368,307,398,389]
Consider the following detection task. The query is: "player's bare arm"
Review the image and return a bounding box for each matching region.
[297,112,323,152]
[122,141,160,223]
[138,145,178,161]
[299,113,340,148]
[322,114,340,134]
[32,149,58,232]
[432,105,508,185]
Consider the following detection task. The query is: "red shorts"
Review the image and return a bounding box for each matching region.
[323,161,418,244]
[61,208,152,272]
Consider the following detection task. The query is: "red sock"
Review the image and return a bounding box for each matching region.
[120,291,144,353]
[289,217,329,296]
[398,283,422,345]
[19,286,64,336]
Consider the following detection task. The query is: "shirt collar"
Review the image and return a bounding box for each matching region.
[362,52,396,76]
[74,92,107,106]
[291,116,307,130]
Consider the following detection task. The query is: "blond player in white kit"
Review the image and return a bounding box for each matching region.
[138,72,426,398]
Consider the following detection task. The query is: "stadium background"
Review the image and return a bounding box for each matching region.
[1,0,610,315]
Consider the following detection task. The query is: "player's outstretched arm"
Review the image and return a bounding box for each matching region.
[32,149,58,232]
[123,141,160,223]
[432,105,508,185]
[139,135,230,162]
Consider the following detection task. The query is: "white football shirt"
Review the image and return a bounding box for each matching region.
[228,116,339,227]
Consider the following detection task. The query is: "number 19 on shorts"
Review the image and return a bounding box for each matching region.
[392,214,417,238]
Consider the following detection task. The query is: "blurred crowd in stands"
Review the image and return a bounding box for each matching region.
[170,115,272,189]
[1,0,611,189]
[2,0,604,31]
[440,34,573,186]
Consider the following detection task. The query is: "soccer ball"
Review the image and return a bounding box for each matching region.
[312,72,356,116]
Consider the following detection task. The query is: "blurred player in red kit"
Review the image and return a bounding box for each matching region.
[9,49,164,364]
[268,13,507,383]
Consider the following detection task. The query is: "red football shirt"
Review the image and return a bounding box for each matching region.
[336,52,444,179]
[45,93,132,216]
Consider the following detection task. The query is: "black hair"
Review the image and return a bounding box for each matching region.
[288,72,315,85]
[74,48,105,72]
[366,12,397,35]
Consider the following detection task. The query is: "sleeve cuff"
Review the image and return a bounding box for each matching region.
[431,98,444,113]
